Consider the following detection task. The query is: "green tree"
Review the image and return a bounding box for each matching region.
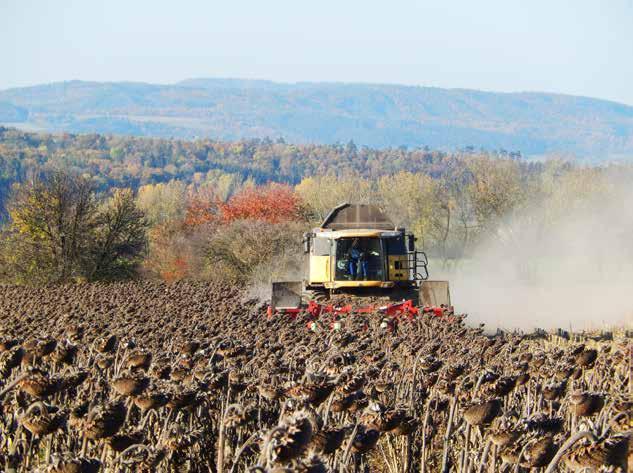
[203,220,304,284]
[1,170,147,284]
[465,155,527,244]
[88,188,147,280]
[5,171,96,282]
[295,175,375,222]
[376,172,441,249]
[137,180,188,225]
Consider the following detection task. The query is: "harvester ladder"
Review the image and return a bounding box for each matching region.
[404,251,429,281]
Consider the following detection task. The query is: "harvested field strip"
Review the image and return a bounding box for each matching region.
[0,282,631,472]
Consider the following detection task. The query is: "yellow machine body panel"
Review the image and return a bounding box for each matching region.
[308,255,331,283]
[388,255,409,281]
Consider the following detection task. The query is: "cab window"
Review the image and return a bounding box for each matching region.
[385,236,406,255]
[312,237,330,256]
[335,237,384,281]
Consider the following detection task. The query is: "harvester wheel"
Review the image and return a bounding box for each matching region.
[393,286,419,306]
[303,289,329,304]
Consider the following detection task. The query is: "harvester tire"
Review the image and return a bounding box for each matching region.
[303,289,329,304]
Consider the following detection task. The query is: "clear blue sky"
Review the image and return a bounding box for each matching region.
[2,0,633,104]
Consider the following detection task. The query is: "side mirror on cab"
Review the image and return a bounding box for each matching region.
[407,234,415,252]
[303,233,311,254]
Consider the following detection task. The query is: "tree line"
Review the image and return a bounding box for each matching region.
[1,148,629,286]
[0,127,528,220]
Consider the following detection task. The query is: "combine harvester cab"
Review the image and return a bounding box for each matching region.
[269,203,452,320]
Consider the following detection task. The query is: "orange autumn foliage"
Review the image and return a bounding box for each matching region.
[145,222,192,281]
[184,183,303,228]
[219,184,303,224]
[149,184,304,281]
[185,196,220,227]
[161,257,189,283]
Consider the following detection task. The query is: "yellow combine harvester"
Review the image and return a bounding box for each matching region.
[271,203,451,311]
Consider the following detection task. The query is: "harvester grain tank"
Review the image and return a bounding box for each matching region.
[271,203,451,312]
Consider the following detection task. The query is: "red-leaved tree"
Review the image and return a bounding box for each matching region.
[219,184,303,224]
[145,222,191,282]
[184,196,220,228]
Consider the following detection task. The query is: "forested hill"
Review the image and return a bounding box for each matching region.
[0,126,530,220]
[1,79,633,161]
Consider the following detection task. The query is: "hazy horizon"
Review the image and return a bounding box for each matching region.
[2,0,633,106]
[4,76,633,108]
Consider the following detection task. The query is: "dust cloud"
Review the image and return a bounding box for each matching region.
[244,258,304,303]
[439,178,633,331]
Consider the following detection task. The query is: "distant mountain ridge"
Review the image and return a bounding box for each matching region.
[1,78,633,160]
